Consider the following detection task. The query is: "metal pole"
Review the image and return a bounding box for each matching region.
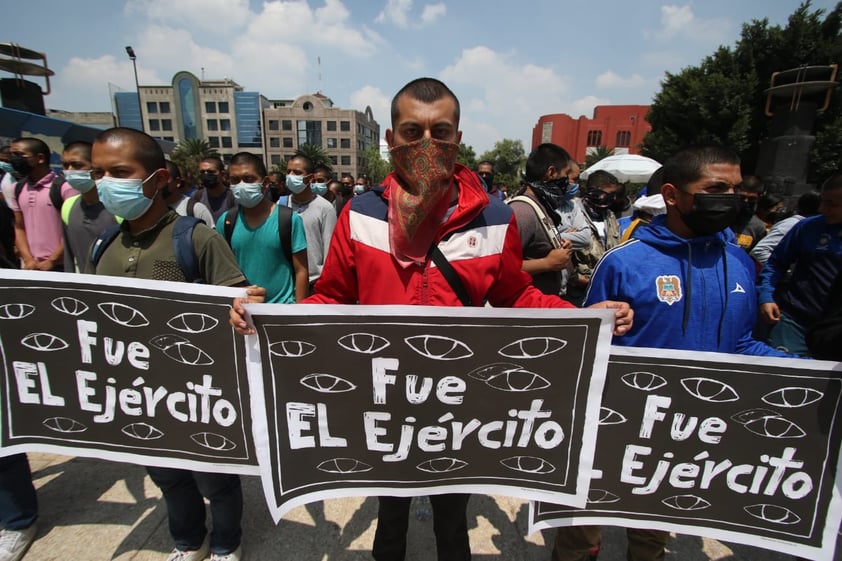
[125,46,143,132]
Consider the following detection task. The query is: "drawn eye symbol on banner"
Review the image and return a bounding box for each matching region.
[167,312,219,334]
[498,336,566,359]
[300,373,357,393]
[405,335,473,360]
[730,408,780,425]
[0,303,35,320]
[337,333,390,354]
[599,407,628,425]
[191,432,237,451]
[680,377,739,402]
[467,362,522,381]
[762,387,824,408]
[317,458,373,474]
[734,410,806,439]
[500,455,555,474]
[121,422,164,440]
[50,297,89,316]
[484,368,550,392]
[269,340,317,358]
[662,494,712,511]
[98,302,150,327]
[744,503,801,525]
[43,417,88,433]
[621,371,667,391]
[21,333,68,352]
[587,489,621,504]
[149,334,213,366]
[416,457,468,473]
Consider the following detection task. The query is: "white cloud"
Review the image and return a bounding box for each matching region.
[421,3,446,25]
[595,71,646,89]
[350,85,391,131]
[661,5,694,38]
[375,0,412,28]
[53,55,167,111]
[124,0,251,31]
[647,4,733,43]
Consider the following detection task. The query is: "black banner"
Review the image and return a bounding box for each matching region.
[0,271,257,474]
[531,348,842,561]
[246,305,615,520]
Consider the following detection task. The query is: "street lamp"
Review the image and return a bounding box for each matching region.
[125,46,143,132]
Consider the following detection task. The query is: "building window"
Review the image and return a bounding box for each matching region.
[159,101,171,113]
[303,101,313,111]
[586,130,603,147]
[270,137,280,148]
[340,121,350,132]
[271,154,281,165]
[207,119,218,131]
[541,122,553,143]
[340,138,351,149]
[326,138,337,148]
[208,137,220,148]
[205,101,216,113]
[282,120,292,131]
[221,137,233,148]
[341,155,351,166]
[161,119,172,131]
[269,120,279,131]
[220,119,231,131]
[616,130,631,147]
[146,102,158,114]
[283,137,293,148]
[218,101,229,113]
[163,136,174,141]
[330,155,338,165]
[149,119,160,131]
[297,120,322,147]
[326,121,337,131]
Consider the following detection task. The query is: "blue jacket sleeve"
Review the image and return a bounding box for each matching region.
[757,221,803,304]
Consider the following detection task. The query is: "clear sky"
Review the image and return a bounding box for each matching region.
[3,0,831,155]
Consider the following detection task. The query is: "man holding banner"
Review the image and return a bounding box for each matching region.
[232,77,633,561]
[551,145,795,561]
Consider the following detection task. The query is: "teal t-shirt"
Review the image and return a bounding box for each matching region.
[217,206,307,303]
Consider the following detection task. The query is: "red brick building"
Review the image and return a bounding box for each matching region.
[531,105,651,163]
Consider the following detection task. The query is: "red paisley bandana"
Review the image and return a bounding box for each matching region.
[388,137,460,267]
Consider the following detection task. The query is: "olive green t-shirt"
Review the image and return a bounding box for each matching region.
[90,210,246,287]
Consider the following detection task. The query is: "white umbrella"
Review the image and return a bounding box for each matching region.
[580,154,661,183]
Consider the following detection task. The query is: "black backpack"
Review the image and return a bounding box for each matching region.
[222,205,294,263]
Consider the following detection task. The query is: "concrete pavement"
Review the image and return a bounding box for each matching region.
[18,452,819,560]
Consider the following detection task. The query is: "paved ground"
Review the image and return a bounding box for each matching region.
[18,452,827,560]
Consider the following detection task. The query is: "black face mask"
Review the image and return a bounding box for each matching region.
[610,188,630,215]
[10,156,32,176]
[583,188,615,218]
[766,209,792,224]
[735,200,757,223]
[680,193,741,236]
[200,172,219,188]
[479,173,495,192]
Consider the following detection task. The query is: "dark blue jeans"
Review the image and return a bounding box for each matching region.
[372,494,471,561]
[146,467,242,555]
[0,454,37,530]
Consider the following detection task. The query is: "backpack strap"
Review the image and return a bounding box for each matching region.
[50,174,65,211]
[90,223,123,268]
[276,204,293,263]
[60,194,81,226]
[186,198,196,217]
[222,206,238,245]
[14,180,25,203]
[507,195,562,249]
[429,245,473,306]
[172,215,204,283]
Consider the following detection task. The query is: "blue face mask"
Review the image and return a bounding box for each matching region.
[0,161,13,174]
[311,182,328,196]
[286,174,307,194]
[96,170,159,220]
[565,183,580,201]
[353,184,365,195]
[231,182,265,208]
[64,170,97,194]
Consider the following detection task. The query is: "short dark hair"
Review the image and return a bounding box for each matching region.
[314,165,332,178]
[757,193,783,212]
[13,137,50,159]
[821,173,842,192]
[200,155,225,172]
[94,127,165,175]
[165,159,182,180]
[229,152,266,178]
[476,160,494,170]
[290,152,314,173]
[391,77,460,128]
[662,145,740,191]
[341,173,355,182]
[63,141,92,160]
[646,167,665,196]
[797,190,822,216]
[524,143,570,182]
[586,170,620,190]
[740,174,764,193]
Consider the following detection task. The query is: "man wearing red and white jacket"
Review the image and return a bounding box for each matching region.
[233,77,632,561]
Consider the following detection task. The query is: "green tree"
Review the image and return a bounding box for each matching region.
[642,1,842,182]
[479,139,526,192]
[585,146,614,169]
[296,144,333,173]
[169,139,219,180]
[457,143,477,170]
[360,144,393,185]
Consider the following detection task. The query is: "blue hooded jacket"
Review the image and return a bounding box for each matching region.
[584,215,789,356]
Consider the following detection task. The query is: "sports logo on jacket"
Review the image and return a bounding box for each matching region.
[656,275,682,305]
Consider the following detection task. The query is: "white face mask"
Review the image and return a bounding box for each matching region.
[95,170,159,220]
[64,170,96,193]
[286,174,307,194]
[231,181,265,208]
